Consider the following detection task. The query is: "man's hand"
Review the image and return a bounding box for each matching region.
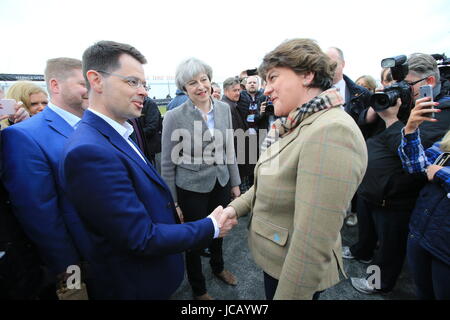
[223,206,237,220]
[209,206,238,238]
[365,107,378,124]
[426,164,442,181]
[260,101,267,114]
[404,97,440,135]
[231,186,241,200]
[377,98,401,128]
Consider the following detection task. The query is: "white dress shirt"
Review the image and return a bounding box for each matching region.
[47,102,81,128]
[334,79,347,109]
[88,109,147,164]
[194,100,215,136]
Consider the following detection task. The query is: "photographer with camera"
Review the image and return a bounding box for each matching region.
[345,53,450,295]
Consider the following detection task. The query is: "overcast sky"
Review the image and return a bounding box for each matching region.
[1,0,449,84]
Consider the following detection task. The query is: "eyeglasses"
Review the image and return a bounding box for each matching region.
[405,76,429,86]
[97,70,149,91]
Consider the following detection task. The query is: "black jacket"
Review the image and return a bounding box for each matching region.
[221,95,256,178]
[357,84,450,209]
[343,74,372,123]
[138,97,162,159]
[0,181,46,299]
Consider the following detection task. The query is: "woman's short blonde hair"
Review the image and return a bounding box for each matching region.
[356,75,377,92]
[6,81,48,112]
[258,38,336,90]
[440,130,450,152]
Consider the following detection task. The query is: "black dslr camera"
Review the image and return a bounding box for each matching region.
[264,96,274,115]
[370,55,414,112]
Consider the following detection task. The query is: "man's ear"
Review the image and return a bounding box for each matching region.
[86,70,103,93]
[426,75,437,87]
[49,78,59,95]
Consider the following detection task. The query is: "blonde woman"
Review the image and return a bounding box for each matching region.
[6,81,48,116]
[355,75,377,93]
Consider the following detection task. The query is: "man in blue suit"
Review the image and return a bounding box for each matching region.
[1,58,90,298]
[59,40,237,300]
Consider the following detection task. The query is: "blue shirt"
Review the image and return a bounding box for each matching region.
[398,128,450,197]
[47,102,81,128]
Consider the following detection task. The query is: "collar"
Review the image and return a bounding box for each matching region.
[193,98,215,115]
[88,108,134,140]
[221,95,237,107]
[47,102,81,128]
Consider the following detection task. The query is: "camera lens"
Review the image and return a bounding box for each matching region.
[370,92,390,111]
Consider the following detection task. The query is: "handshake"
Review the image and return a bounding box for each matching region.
[208,206,238,238]
[175,203,238,238]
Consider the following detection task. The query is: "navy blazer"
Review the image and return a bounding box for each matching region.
[1,107,84,275]
[59,110,215,299]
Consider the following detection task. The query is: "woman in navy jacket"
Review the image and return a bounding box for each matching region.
[398,95,450,300]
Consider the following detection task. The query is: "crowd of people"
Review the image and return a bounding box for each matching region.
[0,38,448,300]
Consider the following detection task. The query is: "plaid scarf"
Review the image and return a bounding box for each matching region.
[260,88,344,153]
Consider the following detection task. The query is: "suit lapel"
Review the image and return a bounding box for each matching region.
[185,99,212,141]
[82,111,167,190]
[43,107,74,138]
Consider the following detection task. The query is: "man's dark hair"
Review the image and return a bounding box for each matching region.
[82,40,147,90]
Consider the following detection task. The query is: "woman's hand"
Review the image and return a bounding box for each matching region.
[426,165,442,181]
[3,102,30,124]
[175,203,184,223]
[404,97,440,135]
[230,186,241,200]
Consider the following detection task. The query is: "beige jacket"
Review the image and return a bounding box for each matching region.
[230,107,368,299]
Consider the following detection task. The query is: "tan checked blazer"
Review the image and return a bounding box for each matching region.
[230,107,368,299]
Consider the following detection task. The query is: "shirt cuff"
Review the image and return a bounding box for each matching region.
[402,127,420,141]
[435,168,450,191]
[207,216,220,239]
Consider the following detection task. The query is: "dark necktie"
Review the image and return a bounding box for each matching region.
[128,118,145,152]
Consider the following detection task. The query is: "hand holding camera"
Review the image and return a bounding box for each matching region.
[261,97,274,115]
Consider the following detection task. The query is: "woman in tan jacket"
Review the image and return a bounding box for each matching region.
[223,38,368,299]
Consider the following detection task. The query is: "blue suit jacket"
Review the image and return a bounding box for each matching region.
[1,107,88,276]
[59,110,215,299]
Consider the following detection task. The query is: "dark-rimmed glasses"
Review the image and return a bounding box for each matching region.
[405,76,429,87]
